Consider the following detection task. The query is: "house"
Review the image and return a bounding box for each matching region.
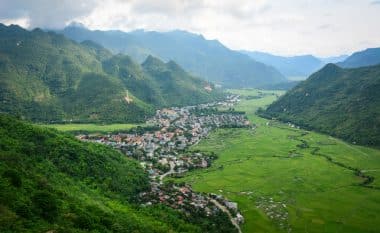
[235,213,244,224]
[225,201,238,211]
[158,158,168,165]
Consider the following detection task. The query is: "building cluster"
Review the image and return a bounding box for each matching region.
[76,95,247,228]
[140,183,245,226]
[77,95,249,178]
[141,184,215,215]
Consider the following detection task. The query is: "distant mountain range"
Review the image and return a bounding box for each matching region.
[57,24,286,88]
[337,47,380,68]
[0,24,223,123]
[261,63,380,147]
[240,51,348,79]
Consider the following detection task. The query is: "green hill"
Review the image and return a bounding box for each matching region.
[0,24,223,123]
[58,25,286,88]
[262,64,380,146]
[0,114,236,232]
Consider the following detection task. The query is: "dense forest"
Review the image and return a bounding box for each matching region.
[261,63,380,147]
[0,24,224,123]
[0,114,236,232]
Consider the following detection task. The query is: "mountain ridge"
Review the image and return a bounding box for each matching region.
[241,50,348,79]
[337,47,380,68]
[0,23,223,123]
[57,24,286,88]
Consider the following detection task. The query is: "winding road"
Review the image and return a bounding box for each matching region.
[158,162,242,232]
[159,161,176,184]
[210,199,242,233]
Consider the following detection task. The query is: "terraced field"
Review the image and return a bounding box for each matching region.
[178,89,380,233]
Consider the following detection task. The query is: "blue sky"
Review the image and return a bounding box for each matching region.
[1,0,380,56]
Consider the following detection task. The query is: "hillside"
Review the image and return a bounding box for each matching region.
[0,114,239,232]
[0,24,223,123]
[337,47,380,68]
[262,64,380,146]
[58,25,286,88]
[241,51,347,79]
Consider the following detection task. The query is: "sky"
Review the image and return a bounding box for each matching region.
[0,0,380,57]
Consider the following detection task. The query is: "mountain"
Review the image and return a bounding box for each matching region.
[0,114,235,232]
[0,24,223,123]
[337,47,380,68]
[261,64,380,147]
[241,51,348,79]
[57,25,286,88]
[319,54,349,64]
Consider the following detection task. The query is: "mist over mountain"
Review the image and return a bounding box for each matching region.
[240,50,348,80]
[57,24,286,88]
[337,47,380,68]
[319,55,349,64]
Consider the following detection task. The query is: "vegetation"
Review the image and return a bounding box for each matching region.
[59,24,286,88]
[261,64,380,147]
[0,23,224,123]
[0,114,235,232]
[41,123,142,133]
[177,89,380,233]
[258,81,300,91]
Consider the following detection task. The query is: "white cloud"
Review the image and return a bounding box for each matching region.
[1,0,380,56]
[0,0,98,29]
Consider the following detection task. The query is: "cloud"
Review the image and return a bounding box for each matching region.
[0,0,98,29]
[0,0,380,56]
[317,24,332,30]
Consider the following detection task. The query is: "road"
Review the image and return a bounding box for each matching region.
[210,199,242,233]
[159,161,176,184]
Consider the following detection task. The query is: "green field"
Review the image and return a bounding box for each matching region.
[178,89,380,233]
[41,123,142,133]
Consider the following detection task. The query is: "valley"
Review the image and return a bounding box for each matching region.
[1,4,380,232]
[176,89,380,233]
[69,95,250,232]
[44,88,380,233]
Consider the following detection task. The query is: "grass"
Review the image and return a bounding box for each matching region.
[41,123,142,133]
[177,88,380,233]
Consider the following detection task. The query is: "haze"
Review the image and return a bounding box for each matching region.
[1,0,380,57]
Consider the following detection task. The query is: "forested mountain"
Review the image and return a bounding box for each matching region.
[241,51,347,79]
[57,24,286,88]
[0,114,235,232]
[0,24,223,123]
[262,64,380,147]
[337,47,380,68]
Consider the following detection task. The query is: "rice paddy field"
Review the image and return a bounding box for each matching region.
[178,89,380,233]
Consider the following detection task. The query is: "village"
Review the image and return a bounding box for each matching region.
[76,94,249,230]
